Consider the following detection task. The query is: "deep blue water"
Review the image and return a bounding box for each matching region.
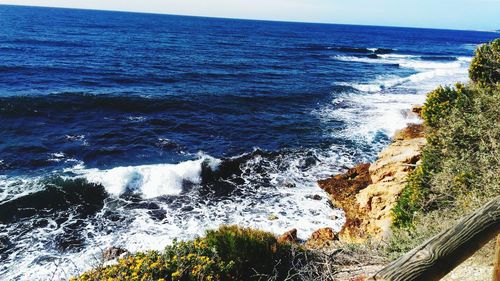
[0,5,498,280]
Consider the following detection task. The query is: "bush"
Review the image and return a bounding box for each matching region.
[392,165,426,229]
[72,225,305,281]
[72,239,232,281]
[421,83,471,128]
[392,83,500,233]
[469,38,500,86]
[203,225,298,280]
[393,40,500,232]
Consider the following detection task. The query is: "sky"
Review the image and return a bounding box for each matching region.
[0,0,499,31]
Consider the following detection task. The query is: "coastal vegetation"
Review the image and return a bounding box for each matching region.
[390,38,499,254]
[72,225,307,281]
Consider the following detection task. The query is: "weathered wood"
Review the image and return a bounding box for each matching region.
[494,234,500,281]
[371,197,500,281]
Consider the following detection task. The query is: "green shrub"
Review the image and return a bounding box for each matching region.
[469,38,500,86]
[421,83,471,128]
[72,238,232,281]
[392,83,500,238]
[392,166,426,229]
[397,47,500,231]
[203,225,298,280]
[72,225,305,281]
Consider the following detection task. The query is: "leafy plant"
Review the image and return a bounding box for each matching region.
[72,225,305,281]
[469,38,500,86]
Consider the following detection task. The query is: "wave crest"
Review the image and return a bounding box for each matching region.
[79,154,221,199]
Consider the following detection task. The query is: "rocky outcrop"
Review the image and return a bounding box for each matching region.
[277,228,298,244]
[305,227,339,249]
[319,123,426,242]
[318,163,372,241]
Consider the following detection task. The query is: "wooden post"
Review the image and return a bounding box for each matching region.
[494,234,500,281]
[370,197,500,281]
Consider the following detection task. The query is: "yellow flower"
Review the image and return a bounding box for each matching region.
[171,271,181,278]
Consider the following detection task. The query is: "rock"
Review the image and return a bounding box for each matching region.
[310,227,337,241]
[305,227,338,249]
[102,246,129,262]
[306,194,322,200]
[393,123,424,140]
[411,105,423,117]
[267,214,278,221]
[277,228,298,244]
[318,163,372,242]
[318,163,372,201]
[330,214,341,220]
[284,182,296,188]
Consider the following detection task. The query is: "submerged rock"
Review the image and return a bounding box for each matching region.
[102,246,129,262]
[267,214,279,221]
[306,194,322,200]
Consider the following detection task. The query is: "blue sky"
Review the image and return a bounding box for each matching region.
[0,0,499,30]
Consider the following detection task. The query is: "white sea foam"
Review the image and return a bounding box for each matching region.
[0,175,45,203]
[0,148,346,280]
[323,50,472,147]
[65,134,89,146]
[47,152,66,162]
[335,52,471,95]
[314,92,424,144]
[127,116,146,122]
[79,154,221,199]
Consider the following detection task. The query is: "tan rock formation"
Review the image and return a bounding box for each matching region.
[319,123,426,242]
[305,227,338,249]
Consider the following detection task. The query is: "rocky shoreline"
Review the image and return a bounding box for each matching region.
[83,106,432,280]
[315,106,425,244]
[273,106,426,251]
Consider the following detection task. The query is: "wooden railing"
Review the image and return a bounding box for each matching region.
[369,197,500,281]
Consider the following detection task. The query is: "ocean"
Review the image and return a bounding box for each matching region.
[0,5,498,280]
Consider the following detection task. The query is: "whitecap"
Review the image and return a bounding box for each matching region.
[80,155,220,199]
[47,152,66,162]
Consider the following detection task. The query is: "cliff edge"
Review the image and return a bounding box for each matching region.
[318,110,426,242]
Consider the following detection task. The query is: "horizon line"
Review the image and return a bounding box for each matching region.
[1,3,498,33]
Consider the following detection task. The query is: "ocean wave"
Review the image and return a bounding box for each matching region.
[420,55,458,61]
[76,154,221,199]
[333,53,471,71]
[338,65,467,94]
[332,46,395,54]
[296,45,396,55]
[5,38,91,48]
[461,43,480,51]
[333,51,471,95]
[0,177,107,224]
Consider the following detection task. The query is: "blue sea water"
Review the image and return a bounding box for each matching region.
[0,5,498,280]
